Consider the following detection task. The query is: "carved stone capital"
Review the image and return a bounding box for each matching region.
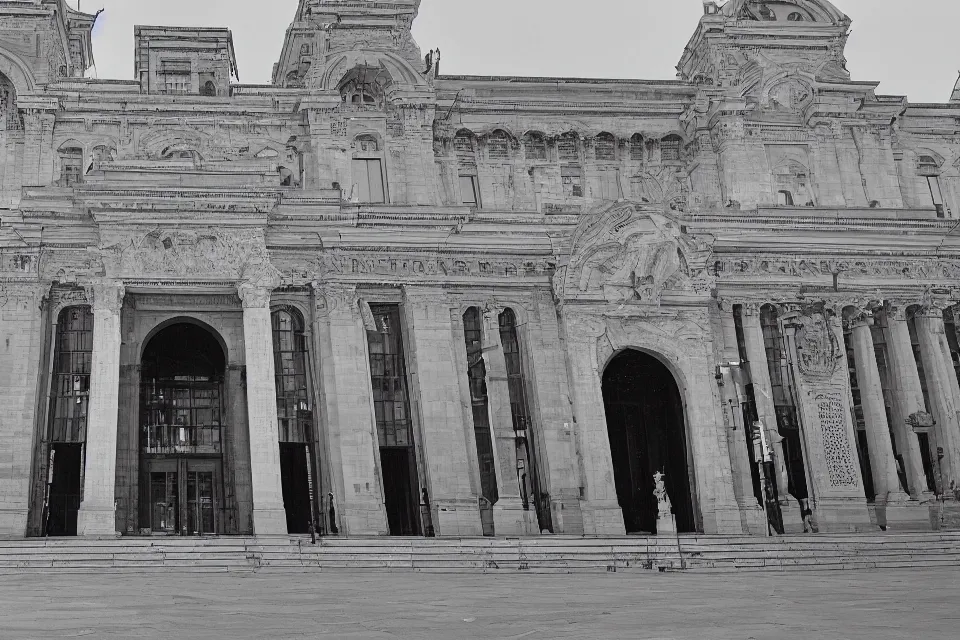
[237,283,272,309]
[315,282,358,315]
[842,307,874,332]
[87,280,125,315]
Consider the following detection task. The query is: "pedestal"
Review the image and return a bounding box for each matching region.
[492,497,539,536]
[656,512,677,537]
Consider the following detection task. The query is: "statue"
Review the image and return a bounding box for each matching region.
[653,470,677,537]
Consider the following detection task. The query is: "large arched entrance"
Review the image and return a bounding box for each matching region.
[139,322,227,536]
[602,350,696,534]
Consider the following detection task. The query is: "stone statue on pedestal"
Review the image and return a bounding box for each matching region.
[654,471,677,537]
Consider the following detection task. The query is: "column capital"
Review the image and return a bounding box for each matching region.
[237,283,272,309]
[86,280,125,315]
[312,282,358,315]
[843,307,874,332]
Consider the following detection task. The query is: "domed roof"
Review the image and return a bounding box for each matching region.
[719,0,849,25]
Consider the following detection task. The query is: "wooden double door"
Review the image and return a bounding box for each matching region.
[142,458,222,536]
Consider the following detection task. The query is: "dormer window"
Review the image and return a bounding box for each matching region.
[787,12,805,21]
[487,130,510,161]
[595,133,616,161]
[523,133,547,161]
[661,135,683,163]
[558,133,579,161]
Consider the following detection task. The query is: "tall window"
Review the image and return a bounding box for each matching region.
[368,306,414,448]
[918,155,945,217]
[454,132,476,161]
[59,147,84,186]
[50,307,94,443]
[352,136,385,203]
[760,305,809,501]
[561,165,583,197]
[272,309,314,444]
[498,308,546,525]
[460,174,479,206]
[463,307,498,522]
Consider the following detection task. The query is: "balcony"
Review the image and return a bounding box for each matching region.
[142,424,222,456]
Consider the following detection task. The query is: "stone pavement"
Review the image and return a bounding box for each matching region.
[0,568,958,639]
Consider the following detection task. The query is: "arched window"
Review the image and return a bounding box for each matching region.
[463,307,497,533]
[660,135,683,163]
[271,309,314,444]
[59,146,84,186]
[498,308,547,528]
[200,80,217,97]
[454,131,476,161]
[787,12,805,21]
[777,190,795,206]
[629,134,644,162]
[44,305,94,536]
[91,145,115,164]
[557,132,579,161]
[523,132,547,161]
[595,133,616,161]
[486,130,510,161]
[0,72,19,131]
[338,66,390,109]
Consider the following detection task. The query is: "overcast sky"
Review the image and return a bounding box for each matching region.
[76,0,958,103]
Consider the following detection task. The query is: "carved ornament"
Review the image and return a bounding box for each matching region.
[793,311,840,378]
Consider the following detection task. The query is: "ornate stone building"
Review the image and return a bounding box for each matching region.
[1,0,959,539]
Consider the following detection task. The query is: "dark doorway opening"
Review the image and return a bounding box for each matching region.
[280,443,312,533]
[139,322,227,535]
[45,443,82,536]
[602,350,696,534]
[380,448,420,536]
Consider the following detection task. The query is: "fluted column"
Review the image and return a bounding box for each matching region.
[739,304,790,501]
[882,304,935,500]
[77,280,124,535]
[238,282,287,534]
[914,303,960,496]
[481,305,537,535]
[846,309,910,504]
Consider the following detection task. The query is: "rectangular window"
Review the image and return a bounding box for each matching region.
[61,149,84,186]
[561,165,583,197]
[928,176,945,217]
[352,158,386,203]
[459,174,479,206]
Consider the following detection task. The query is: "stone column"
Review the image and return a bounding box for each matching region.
[481,306,538,535]
[77,281,124,536]
[913,303,960,497]
[313,284,387,535]
[403,287,482,536]
[238,282,287,534]
[739,304,790,502]
[846,310,911,505]
[883,304,935,501]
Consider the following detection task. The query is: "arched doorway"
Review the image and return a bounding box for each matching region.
[602,350,696,534]
[139,322,227,536]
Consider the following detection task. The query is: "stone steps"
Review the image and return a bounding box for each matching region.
[0,533,957,574]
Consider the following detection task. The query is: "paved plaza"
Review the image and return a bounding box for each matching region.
[0,568,957,639]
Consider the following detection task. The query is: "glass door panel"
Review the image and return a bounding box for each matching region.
[150,472,178,534]
[186,470,216,535]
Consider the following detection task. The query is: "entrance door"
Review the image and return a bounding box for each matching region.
[146,459,220,535]
[380,448,420,536]
[280,443,313,534]
[602,350,696,534]
[45,443,83,536]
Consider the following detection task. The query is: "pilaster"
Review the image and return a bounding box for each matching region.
[77,280,124,536]
[238,282,287,534]
[313,283,388,535]
[404,286,482,537]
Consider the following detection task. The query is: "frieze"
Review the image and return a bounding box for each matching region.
[716,255,960,281]
[100,228,270,280]
[279,252,553,283]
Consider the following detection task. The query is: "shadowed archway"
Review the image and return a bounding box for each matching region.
[602,349,695,534]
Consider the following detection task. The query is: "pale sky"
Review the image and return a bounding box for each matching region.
[74,0,959,103]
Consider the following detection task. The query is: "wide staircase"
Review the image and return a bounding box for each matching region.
[1,532,959,574]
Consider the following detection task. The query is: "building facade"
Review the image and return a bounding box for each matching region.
[1,0,959,539]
